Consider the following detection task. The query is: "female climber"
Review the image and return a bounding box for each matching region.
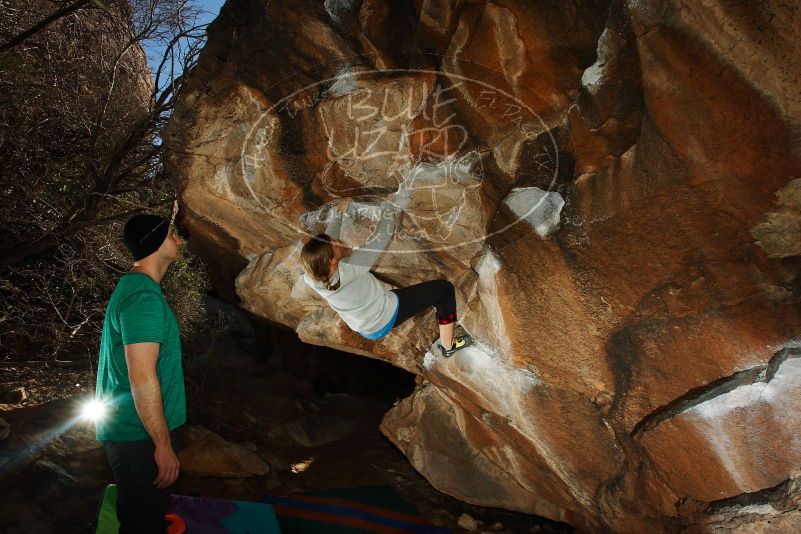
[299,199,470,357]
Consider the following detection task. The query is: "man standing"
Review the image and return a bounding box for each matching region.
[95,208,186,533]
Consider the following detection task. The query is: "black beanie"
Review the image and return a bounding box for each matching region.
[123,214,170,260]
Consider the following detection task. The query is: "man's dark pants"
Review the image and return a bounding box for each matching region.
[103,437,171,534]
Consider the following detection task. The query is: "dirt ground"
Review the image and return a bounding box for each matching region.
[0,315,577,534]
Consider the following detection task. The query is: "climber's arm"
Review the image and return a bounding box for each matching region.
[325,198,353,239]
[323,210,343,239]
[346,203,397,271]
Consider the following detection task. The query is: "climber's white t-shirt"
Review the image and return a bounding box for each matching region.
[303,262,399,335]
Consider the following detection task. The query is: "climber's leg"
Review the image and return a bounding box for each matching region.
[437,333,470,357]
[391,279,455,326]
[391,279,462,351]
[439,322,454,350]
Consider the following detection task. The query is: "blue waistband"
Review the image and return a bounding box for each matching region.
[359,301,400,340]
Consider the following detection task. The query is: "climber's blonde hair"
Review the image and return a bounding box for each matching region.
[300,233,340,291]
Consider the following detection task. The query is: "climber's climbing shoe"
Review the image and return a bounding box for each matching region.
[438,335,471,358]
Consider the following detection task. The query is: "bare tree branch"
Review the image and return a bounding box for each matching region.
[0,0,92,53]
[0,3,206,266]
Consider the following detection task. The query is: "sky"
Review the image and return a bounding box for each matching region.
[143,0,227,80]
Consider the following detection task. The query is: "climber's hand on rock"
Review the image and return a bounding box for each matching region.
[391,189,412,210]
[337,198,351,214]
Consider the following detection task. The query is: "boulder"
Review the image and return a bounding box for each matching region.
[458,513,478,531]
[28,459,81,499]
[0,387,27,405]
[177,425,270,478]
[638,345,801,502]
[284,414,357,448]
[0,417,9,443]
[165,0,801,531]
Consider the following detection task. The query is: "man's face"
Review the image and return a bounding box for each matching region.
[159,226,182,263]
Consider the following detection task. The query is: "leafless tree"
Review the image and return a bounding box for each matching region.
[0,0,206,265]
[0,0,209,362]
[0,0,95,54]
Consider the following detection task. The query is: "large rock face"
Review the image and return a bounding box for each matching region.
[164,0,801,531]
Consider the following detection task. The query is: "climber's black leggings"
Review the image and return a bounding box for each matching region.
[391,279,457,328]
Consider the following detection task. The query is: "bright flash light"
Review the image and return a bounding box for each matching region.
[81,399,107,422]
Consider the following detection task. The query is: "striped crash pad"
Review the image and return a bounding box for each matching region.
[96,484,281,533]
[261,486,450,533]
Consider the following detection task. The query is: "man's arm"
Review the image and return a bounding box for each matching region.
[125,342,180,489]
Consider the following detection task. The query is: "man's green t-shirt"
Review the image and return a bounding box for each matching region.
[95,272,186,441]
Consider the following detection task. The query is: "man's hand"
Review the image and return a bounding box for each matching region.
[153,442,180,489]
